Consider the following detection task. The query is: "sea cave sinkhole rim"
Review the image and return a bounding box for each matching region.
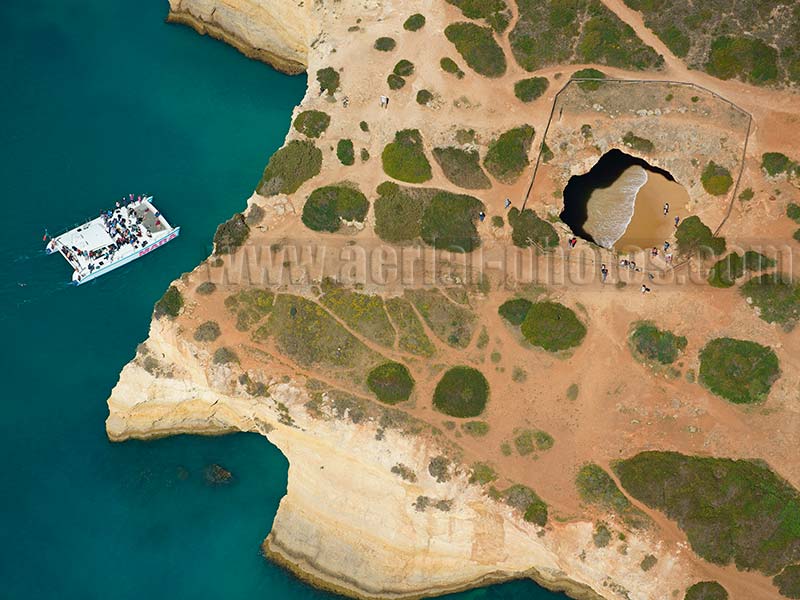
[559,148,677,246]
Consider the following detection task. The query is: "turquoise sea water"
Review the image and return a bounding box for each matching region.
[0,1,568,598]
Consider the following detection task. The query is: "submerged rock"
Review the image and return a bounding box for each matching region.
[204,464,234,486]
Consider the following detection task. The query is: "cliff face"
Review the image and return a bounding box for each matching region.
[166,0,311,74]
[108,318,683,600]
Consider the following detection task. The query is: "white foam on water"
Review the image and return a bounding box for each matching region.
[583,166,648,249]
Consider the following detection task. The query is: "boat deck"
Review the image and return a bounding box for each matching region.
[48,196,176,283]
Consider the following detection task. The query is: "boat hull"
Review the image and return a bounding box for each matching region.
[72,227,180,285]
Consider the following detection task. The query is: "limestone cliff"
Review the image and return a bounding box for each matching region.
[166,0,311,74]
[108,316,687,600]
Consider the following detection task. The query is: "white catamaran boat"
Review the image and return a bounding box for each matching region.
[45,195,179,285]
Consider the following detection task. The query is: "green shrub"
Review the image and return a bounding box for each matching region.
[660,25,690,58]
[788,203,800,223]
[154,285,183,319]
[302,185,369,232]
[763,152,794,176]
[484,125,535,184]
[738,187,754,201]
[514,76,549,102]
[462,421,489,436]
[706,36,778,84]
[393,59,415,77]
[374,182,424,242]
[432,147,491,189]
[491,215,504,228]
[640,554,658,571]
[630,322,687,364]
[501,484,548,525]
[213,213,250,254]
[213,346,239,365]
[359,120,369,132]
[293,110,330,139]
[367,361,414,404]
[258,140,322,196]
[774,565,800,599]
[576,12,663,69]
[740,274,800,329]
[521,301,586,351]
[444,22,507,78]
[316,67,339,95]
[571,68,606,91]
[440,57,465,78]
[576,463,650,528]
[421,191,484,252]
[593,523,612,547]
[428,456,451,482]
[540,142,553,163]
[336,139,355,166]
[507,207,559,249]
[675,216,726,257]
[743,250,776,272]
[360,148,369,162]
[416,89,434,105]
[446,0,511,32]
[684,581,728,600]
[707,253,743,288]
[498,298,532,325]
[194,320,221,342]
[387,74,405,89]
[432,366,489,417]
[622,131,655,153]
[615,451,800,574]
[381,129,432,183]
[195,281,217,295]
[374,37,396,51]
[699,337,780,404]
[225,289,274,331]
[403,13,426,31]
[701,161,733,196]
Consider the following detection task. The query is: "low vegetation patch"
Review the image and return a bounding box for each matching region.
[462,420,489,437]
[699,337,780,404]
[774,565,800,599]
[708,251,775,288]
[316,67,339,96]
[684,581,728,600]
[373,182,425,243]
[763,152,798,177]
[258,294,381,371]
[500,484,548,526]
[615,451,800,575]
[469,462,497,484]
[444,22,507,78]
[571,68,607,91]
[403,13,426,31]
[321,282,395,348]
[225,289,274,331]
[195,281,216,295]
[706,36,778,85]
[630,322,687,365]
[213,213,250,254]
[381,129,432,183]
[675,216,726,257]
[432,147,491,189]
[302,185,369,233]
[374,37,396,51]
[421,191,483,252]
[514,76,549,102]
[593,523,612,547]
[293,110,330,139]
[513,428,554,455]
[385,296,434,356]
[367,361,414,404]
[445,0,511,32]
[387,74,405,89]
[433,366,489,417]
[154,285,183,319]
[520,301,586,352]
[507,207,559,249]
[498,298,532,325]
[576,463,650,529]
[406,288,476,348]
[484,125,535,184]
[213,346,239,365]
[788,203,800,223]
[440,57,465,79]
[393,59,415,77]
[622,131,654,153]
[336,139,354,166]
[740,274,800,329]
[701,161,733,196]
[258,140,322,196]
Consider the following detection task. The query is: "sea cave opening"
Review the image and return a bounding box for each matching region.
[560,149,689,252]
